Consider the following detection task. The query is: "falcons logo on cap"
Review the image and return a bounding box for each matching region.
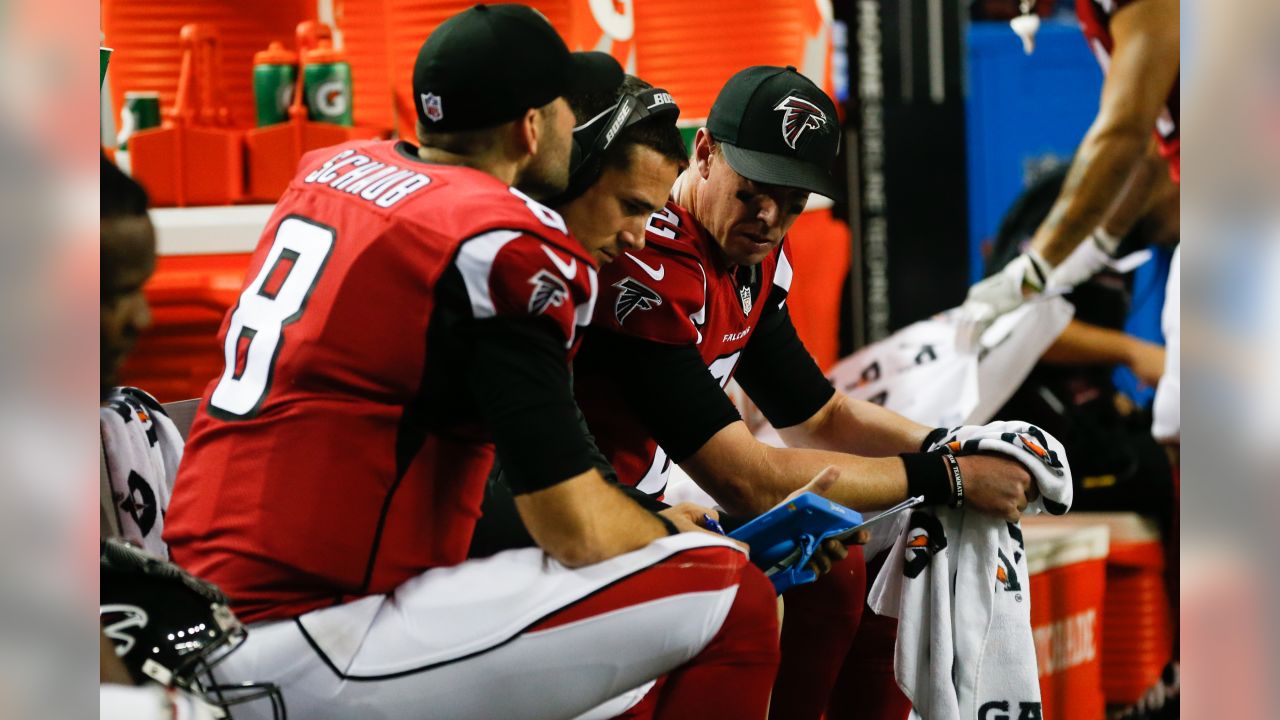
[774,96,828,150]
[528,270,570,316]
[613,277,662,324]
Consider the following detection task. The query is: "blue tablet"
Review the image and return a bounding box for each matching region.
[729,493,922,593]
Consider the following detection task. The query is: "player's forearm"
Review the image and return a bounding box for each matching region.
[777,391,930,458]
[1030,125,1150,266]
[1098,140,1162,240]
[1033,0,1178,267]
[762,446,911,514]
[515,469,669,567]
[1041,319,1139,367]
[683,423,910,516]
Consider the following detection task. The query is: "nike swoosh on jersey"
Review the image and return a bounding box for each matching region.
[541,245,577,280]
[625,252,665,282]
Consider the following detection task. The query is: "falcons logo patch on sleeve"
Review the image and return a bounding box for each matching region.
[774,95,828,150]
[613,277,662,324]
[528,269,570,315]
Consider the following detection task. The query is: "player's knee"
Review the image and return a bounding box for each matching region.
[727,563,782,650]
[811,546,867,613]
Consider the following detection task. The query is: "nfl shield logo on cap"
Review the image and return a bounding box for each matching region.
[421,92,444,122]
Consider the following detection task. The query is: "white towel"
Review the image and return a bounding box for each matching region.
[100,387,184,557]
[822,299,1074,430]
[869,421,1073,720]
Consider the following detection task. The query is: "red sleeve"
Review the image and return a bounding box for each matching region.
[592,246,706,346]
[454,232,598,347]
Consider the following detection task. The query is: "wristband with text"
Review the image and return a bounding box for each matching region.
[940,448,965,508]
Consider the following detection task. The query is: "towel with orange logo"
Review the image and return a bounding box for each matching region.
[100,387,185,557]
[869,420,1072,720]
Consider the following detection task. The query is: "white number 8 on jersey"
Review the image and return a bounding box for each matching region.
[209,216,335,418]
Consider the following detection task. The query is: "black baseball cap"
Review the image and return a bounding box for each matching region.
[413,4,623,132]
[706,66,841,198]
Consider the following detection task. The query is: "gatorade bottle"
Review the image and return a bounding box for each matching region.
[253,42,298,127]
[117,91,161,150]
[302,40,353,126]
[114,90,162,175]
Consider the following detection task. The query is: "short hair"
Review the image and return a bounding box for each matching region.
[416,120,503,156]
[567,75,687,173]
[102,153,149,219]
[415,98,565,157]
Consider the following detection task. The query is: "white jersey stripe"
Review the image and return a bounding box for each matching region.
[455,230,523,319]
[571,268,599,348]
[775,246,795,299]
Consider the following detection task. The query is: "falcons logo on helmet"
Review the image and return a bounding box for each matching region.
[528,270,570,316]
[774,96,828,150]
[101,604,149,656]
[613,277,662,324]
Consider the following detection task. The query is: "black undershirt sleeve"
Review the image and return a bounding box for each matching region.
[468,402,668,558]
[466,315,596,495]
[576,327,742,463]
[733,302,836,429]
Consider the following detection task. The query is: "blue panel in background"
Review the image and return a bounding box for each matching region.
[1113,245,1172,406]
[965,19,1103,283]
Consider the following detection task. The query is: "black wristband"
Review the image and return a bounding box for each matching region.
[919,427,949,453]
[940,448,964,508]
[900,452,953,506]
[653,512,679,536]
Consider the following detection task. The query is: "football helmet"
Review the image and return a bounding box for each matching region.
[100,539,286,719]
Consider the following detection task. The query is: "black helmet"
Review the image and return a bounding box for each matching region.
[100,539,286,719]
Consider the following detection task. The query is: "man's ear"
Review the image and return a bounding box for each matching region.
[518,108,540,157]
[693,127,713,180]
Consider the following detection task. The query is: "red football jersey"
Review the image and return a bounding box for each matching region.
[164,140,599,623]
[1076,0,1181,181]
[575,200,793,496]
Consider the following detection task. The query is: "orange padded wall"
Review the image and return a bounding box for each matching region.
[348,0,574,141]
[631,0,808,121]
[335,0,398,131]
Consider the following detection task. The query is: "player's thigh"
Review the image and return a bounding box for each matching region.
[217,534,749,720]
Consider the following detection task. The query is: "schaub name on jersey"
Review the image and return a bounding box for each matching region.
[165,139,598,623]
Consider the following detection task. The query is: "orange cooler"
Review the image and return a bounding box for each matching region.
[1033,513,1174,707]
[1024,520,1110,720]
[1072,513,1173,706]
